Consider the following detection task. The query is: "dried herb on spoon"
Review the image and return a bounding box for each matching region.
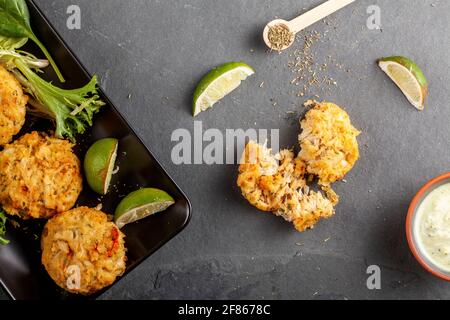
[268,24,294,51]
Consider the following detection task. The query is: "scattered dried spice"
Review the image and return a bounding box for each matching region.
[285,17,348,98]
[268,24,294,51]
[267,17,350,124]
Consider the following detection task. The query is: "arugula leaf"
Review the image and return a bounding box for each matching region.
[0,209,9,246]
[0,0,65,82]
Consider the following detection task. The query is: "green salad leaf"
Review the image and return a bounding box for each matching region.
[13,58,105,141]
[0,48,48,69]
[0,0,65,82]
[0,0,30,20]
[0,209,9,246]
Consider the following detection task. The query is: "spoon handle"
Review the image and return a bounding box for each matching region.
[289,0,355,34]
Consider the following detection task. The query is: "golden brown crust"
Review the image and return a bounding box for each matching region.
[41,207,127,295]
[237,102,360,232]
[237,141,335,232]
[299,102,360,185]
[0,131,82,219]
[0,65,27,145]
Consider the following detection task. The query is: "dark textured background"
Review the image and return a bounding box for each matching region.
[2,0,450,300]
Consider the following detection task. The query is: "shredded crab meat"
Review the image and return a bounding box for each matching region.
[0,131,82,219]
[299,102,360,186]
[41,207,126,295]
[0,65,27,146]
[237,141,335,232]
[237,102,360,232]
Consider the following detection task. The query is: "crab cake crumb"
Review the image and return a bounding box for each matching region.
[299,102,360,186]
[41,207,127,295]
[0,131,82,219]
[0,65,27,145]
[237,141,335,232]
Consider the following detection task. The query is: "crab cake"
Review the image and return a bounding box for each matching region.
[0,65,27,146]
[299,102,360,186]
[41,207,127,295]
[237,141,335,232]
[0,131,82,219]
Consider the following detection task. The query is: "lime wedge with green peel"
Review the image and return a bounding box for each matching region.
[378,56,428,111]
[193,62,255,117]
[114,188,175,229]
[84,138,118,195]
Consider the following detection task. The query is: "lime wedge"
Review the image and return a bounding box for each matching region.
[84,138,118,195]
[378,56,428,110]
[114,188,175,229]
[193,62,255,116]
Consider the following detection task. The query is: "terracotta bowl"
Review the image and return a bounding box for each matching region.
[406,172,450,281]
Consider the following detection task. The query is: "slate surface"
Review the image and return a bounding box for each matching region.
[2,0,450,300]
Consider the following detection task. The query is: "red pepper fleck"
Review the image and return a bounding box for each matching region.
[107,227,120,257]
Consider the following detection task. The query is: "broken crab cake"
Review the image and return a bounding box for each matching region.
[299,102,360,186]
[237,141,334,232]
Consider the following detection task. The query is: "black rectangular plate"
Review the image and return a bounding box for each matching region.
[0,0,191,300]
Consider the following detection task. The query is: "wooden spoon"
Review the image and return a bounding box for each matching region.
[263,0,355,51]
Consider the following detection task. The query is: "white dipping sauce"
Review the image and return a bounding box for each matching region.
[415,183,450,272]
